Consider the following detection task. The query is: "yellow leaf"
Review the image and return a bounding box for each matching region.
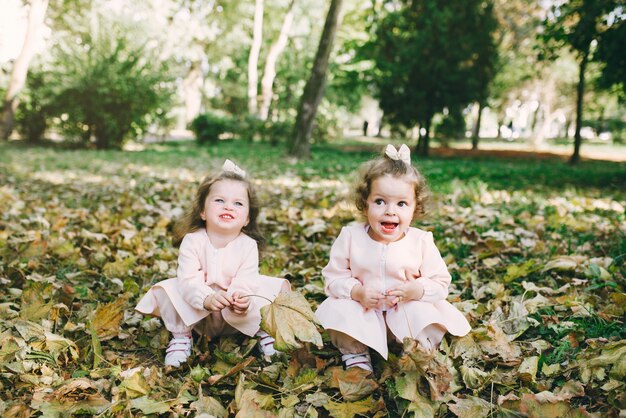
[31,378,110,416]
[130,396,172,414]
[323,396,378,418]
[460,365,489,389]
[396,372,436,417]
[119,370,150,399]
[102,256,136,278]
[235,389,275,417]
[190,394,227,418]
[91,300,125,341]
[328,367,378,402]
[448,395,492,418]
[260,291,323,351]
[518,356,539,383]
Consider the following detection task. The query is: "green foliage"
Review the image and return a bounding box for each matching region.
[191,112,230,144]
[435,107,467,142]
[369,0,498,154]
[14,71,53,143]
[30,12,173,149]
[595,20,626,95]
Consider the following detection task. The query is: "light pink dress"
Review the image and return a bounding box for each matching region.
[136,229,287,337]
[315,223,471,359]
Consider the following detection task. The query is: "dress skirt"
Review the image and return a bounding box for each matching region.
[136,275,288,337]
[316,297,471,359]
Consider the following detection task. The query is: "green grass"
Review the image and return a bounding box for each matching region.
[1,139,625,416]
[2,140,625,196]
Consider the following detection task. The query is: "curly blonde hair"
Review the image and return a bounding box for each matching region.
[353,152,429,220]
[172,169,263,248]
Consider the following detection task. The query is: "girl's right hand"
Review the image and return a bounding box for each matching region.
[204,291,233,311]
[351,284,384,310]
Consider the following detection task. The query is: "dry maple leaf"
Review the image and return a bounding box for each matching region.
[259,291,323,351]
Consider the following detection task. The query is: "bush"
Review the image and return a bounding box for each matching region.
[15,71,51,142]
[191,113,230,144]
[435,107,466,144]
[42,18,172,149]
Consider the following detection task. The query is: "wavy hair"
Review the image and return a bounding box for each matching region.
[353,151,429,220]
[172,170,263,248]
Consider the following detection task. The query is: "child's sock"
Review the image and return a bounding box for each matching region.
[256,330,280,357]
[342,352,373,372]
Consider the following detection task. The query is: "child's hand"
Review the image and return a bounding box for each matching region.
[351,284,384,310]
[203,291,233,312]
[230,291,250,315]
[386,280,425,308]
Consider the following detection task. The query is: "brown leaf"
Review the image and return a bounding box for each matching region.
[448,395,492,418]
[328,367,378,402]
[91,300,125,341]
[235,389,275,417]
[31,378,109,416]
[260,291,323,351]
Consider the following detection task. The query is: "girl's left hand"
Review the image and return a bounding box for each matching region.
[230,291,250,315]
[386,280,425,308]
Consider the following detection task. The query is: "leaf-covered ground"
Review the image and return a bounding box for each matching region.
[1,141,625,417]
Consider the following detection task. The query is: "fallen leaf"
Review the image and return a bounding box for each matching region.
[448,395,492,418]
[260,291,323,351]
[91,300,125,341]
[323,396,379,418]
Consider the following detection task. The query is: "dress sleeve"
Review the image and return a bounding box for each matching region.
[177,234,215,310]
[228,241,260,295]
[418,232,451,302]
[323,227,361,299]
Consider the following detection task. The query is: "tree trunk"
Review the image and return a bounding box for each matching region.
[289,0,343,158]
[247,0,264,116]
[471,101,483,150]
[258,0,295,120]
[183,62,203,126]
[416,116,432,157]
[570,49,588,165]
[0,0,49,140]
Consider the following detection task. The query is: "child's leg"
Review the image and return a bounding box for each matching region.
[415,323,446,351]
[193,310,238,338]
[151,287,193,367]
[329,329,372,371]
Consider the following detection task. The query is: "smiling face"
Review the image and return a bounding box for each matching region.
[365,174,416,244]
[201,179,250,237]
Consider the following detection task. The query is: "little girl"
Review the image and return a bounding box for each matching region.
[136,160,288,367]
[316,144,471,371]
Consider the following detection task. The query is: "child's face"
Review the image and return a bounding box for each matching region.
[365,174,416,244]
[201,179,250,235]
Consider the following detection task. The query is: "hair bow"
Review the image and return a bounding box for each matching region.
[385,144,411,165]
[222,159,246,177]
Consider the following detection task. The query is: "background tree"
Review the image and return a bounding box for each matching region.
[542,0,624,164]
[371,0,498,156]
[0,0,49,140]
[289,0,344,158]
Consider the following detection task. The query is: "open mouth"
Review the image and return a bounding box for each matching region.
[380,222,398,233]
[219,214,234,220]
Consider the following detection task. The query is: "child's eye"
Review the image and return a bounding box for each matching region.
[214,198,224,203]
[398,201,407,207]
[374,198,385,205]
[234,201,244,207]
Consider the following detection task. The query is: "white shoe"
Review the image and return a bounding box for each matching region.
[342,352,372,372]
[164,336,192,367]
[257,331,280,357]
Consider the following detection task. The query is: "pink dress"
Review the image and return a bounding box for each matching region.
[136,229,287,337]
[315,223,471,358]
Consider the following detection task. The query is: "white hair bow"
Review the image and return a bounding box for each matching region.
[222,159,246,177]
[385,144,411,165]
